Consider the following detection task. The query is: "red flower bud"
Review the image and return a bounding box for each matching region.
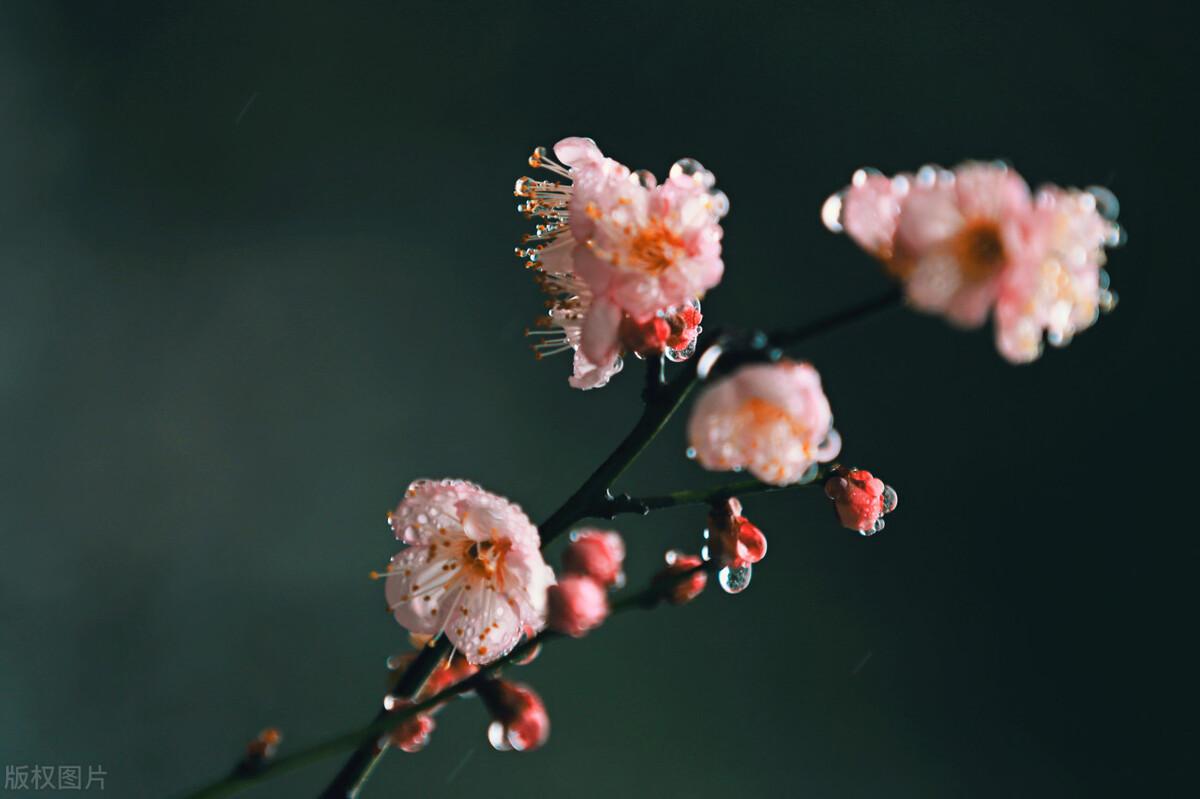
[707,497,767,568]
[388,710,435,753]
[480,680,550,752]
[653,551,708,605]
[618,315,671,357]
[824,467,897,535]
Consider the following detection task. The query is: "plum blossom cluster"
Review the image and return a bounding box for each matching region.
[184,136,1123,799]
[822,162,1123,363]
[517,137,724,388]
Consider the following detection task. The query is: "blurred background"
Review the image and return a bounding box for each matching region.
[1,1,1192,796]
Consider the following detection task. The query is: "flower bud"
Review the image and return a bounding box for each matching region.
[479,680,550,752]
[618,315,671,357]
[388,710,436,753]
[561,529,625,587]
[547,574,609,637]
[653,551,707,605]
[707,497,767,568]
[824,467,898,535]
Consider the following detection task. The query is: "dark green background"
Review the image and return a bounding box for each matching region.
[1,2,1191,797]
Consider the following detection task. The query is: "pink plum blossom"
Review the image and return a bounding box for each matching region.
[516,137,722,387]
[824,163,1122,362]
[993,187,1120,362]
[687,360,841,485]
[383,479,555,666]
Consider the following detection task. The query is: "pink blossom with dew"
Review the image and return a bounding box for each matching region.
[381,479,555,666]
[993,186,1122,363]
[823,163,1123,362]
[687,360,841,486]
[517,137,723,384]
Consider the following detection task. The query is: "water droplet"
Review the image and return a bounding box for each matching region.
[702,528,710,540]
[863,517,886,536]
[718,563,752,594]
[670,158,702,179]
[708,189,730,217]
[1099,289,1119,313]
[612,571,626,590]
[881,485,898,513]
[631,169,657,189]
[487,721,512,751]
[664,549,680,566]
[1105,223,1127,248]
[666,338,698,362]
[383,695,399,711]
[685,447,697,459]
[916,165,937,187]
[1098,269,1111,291]
[820,192,845,233]
[1086,186,1120,221]
[416,514,429,525]
[700,544,710,562]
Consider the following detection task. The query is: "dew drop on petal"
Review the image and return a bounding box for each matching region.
[700,544,710,562]
[664,549,679,566]
[488,721,512,751]
[686,447,697,459]
[383,695,399,711]
[718,563,752,594]
[820,192,845,233]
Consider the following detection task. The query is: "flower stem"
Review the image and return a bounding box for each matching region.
[314,636,452,799]
[605,462,832,517]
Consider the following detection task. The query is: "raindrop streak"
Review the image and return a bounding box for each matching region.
[718,563,752,594]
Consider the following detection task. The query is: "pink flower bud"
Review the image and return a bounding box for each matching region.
[561,529,625,587]
[546,574,609,637]
[654,552,708,605]
[824,467,898,536]
[387,705,436,753]
[481,680,550,752]
[707,497,767,568]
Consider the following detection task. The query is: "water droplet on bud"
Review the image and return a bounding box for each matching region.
[821,192,845,233]
[487,721,512,751]
[881,485,898,513]
[718,563,752,593]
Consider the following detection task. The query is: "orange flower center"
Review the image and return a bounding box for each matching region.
[952,219,1007,282]
[625,218,685,274]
